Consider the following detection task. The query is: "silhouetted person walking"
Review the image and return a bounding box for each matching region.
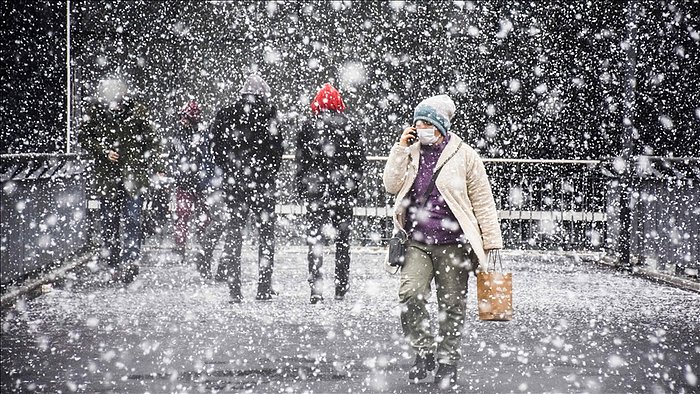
[295,83,365,303]
[207,74,283,302]
[79,78,162,283]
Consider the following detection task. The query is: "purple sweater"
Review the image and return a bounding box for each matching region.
[404,135,465,245]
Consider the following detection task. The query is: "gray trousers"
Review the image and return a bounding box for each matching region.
[399,240,472,365]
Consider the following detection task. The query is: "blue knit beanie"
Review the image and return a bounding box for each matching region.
[413,95,457,136]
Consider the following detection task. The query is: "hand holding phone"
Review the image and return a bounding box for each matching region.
[399,126,417,147]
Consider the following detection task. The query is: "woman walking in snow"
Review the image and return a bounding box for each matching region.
[383,94,503,387]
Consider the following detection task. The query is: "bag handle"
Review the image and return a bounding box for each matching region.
[486,249,504,272]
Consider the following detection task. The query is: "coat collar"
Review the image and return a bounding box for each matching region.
[409,132,463,171]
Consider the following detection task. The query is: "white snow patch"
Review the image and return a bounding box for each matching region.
[340,61,367,87]
[389,0,405,11]
[509,79,521,92]
[659,115,674,130]
[534,83,548,94]
[496,19,514,39]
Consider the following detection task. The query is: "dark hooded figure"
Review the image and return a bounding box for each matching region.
[79,78,163,283]
[295,83,366,303]
[205,74,283,302]
[169,100,211,262]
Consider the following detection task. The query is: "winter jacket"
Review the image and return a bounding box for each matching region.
[169,122,211,191]
[209,95,283,198]
[294,111,365,205]
[79,99,162,198]
[383,132,503,266]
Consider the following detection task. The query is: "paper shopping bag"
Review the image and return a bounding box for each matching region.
[477,251,513,321]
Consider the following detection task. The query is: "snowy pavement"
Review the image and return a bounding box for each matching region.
[2,244,699,393]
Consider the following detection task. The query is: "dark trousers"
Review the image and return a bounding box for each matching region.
[174,188,207,248]
[100,187,143,269]
[305,202,353,293]
[203,190,276,294]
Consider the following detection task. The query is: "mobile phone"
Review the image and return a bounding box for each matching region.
[407,130,417,144]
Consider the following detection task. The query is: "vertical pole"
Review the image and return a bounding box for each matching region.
[65,0,72,154]
[618,0,638,269]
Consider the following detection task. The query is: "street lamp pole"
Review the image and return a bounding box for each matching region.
[618,0,638,269]
[65,0,72,154]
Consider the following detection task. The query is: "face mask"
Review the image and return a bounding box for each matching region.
[417,128,439,145]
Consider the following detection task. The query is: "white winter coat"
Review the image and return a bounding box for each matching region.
[383,132,503,271]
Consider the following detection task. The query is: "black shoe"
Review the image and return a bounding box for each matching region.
[214,271,227,282]
[434,363,457,388]
[256,288,279,301]
[199,270,213,280]
[335,286,348,300]
[408,353,436,381]
[229,291,243,304]
[193,252,211,279]
[173,246,186,260]
[310,294,324,304]
[124,264,139,283]
[310,282,323,304]
[197,261,212,279]
[111,264,139,284]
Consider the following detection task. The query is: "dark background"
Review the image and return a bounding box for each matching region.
[1,0,698,159]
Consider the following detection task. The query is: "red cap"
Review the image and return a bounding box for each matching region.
[179,100,201,121]
[310,83,345,115]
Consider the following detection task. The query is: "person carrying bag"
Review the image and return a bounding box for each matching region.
[477,249,513,321]
[382,94,504,387]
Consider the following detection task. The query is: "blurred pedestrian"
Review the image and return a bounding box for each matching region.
[206,74,283,302]
[169,100,211,270]
[79,78,163,283]
[382,95,503,386]
[294,83,365,304]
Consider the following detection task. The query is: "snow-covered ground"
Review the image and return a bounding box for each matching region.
[2,244,699,393]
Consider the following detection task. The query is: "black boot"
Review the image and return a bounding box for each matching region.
[173,246,186,261]
[123,263,139,284]
[408,353,436,381]
[111,264,139,284]
[193,251,211,279]
[334,284,348,300]
[214,265,228,282]
[256,282,278,301]
[229,284,243,304]
[434,363,457,388]
[310,281,324,304]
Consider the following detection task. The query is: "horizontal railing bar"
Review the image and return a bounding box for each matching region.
[4,153,697,166]
[87,200,606,222]
[280,154,602,165]
[482,158,601,165]
[273,204,606,222]
[0,153,82,159]
[498,210,607,222]
[637,155,700,162]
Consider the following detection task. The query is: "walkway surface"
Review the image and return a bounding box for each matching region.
[2,240,699,393]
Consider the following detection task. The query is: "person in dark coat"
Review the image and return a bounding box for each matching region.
[79,78,163,283]
[170,100,211,269]
[206,74,283,302]
[295,83,366,303]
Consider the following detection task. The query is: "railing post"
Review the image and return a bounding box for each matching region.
[618,0,638,270]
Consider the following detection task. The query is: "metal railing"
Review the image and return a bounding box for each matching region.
[606,156,699,278]
[271,155,608,250]
[1,153,88,286]
[4,151,696,285]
